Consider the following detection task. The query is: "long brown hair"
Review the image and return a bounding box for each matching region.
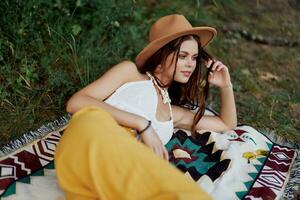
[138,35,213,137]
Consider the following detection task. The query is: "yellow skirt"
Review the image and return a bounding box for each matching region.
[54,106,211,200]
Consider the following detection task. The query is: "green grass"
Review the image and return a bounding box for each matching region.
[0,0,299,146]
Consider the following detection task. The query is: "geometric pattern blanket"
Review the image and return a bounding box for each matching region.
[0,110,299,200]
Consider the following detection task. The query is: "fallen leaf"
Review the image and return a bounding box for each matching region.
[241,69,251,76]
[260,72,280,81]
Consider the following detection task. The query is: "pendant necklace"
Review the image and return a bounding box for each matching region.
[146,72,171,104]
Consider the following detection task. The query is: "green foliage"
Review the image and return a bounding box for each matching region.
[0,0,138,106]
[0,0,142,144]
[0,0,299,145]
[0,0,203,111]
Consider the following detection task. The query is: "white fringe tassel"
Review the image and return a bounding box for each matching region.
[0,113,71,158]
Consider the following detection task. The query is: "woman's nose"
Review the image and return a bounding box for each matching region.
[187,57,195,67]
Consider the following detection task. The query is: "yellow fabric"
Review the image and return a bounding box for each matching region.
[55,106,211,200]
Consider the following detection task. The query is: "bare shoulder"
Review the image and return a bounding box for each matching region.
[72,60,145,101]
[103,60,142,81]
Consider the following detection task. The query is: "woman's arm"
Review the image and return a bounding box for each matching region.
[206,60,237,129]
[67,60,169,160]
[66,60,148,131]
[173,60,237,132]
[218,83,237,129]
[173,106,236,132]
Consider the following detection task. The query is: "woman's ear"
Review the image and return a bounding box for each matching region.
[155,64,164,73]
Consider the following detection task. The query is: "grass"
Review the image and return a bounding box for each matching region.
[0,0,299,146]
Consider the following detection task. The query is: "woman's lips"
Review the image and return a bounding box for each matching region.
[181,71,192,77]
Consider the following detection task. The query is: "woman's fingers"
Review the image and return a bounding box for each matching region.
[162,146,169,161]
[216,64,225,71]
[206,60,223,71]
[142,129,168,160]
[206,59,231,87]
[153,144,169,160]
[153,146,160,157]
[206,60,213,68]
[212,61,222,71]
[153,145,164,159]
[208,60,228,72]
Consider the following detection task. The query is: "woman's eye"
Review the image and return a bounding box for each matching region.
[179,55,186,59]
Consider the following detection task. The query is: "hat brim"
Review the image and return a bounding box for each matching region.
[135,27,217,68]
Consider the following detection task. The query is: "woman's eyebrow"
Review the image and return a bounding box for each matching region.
[179,50,198,56]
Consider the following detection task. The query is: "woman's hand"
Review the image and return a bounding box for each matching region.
[140,126,169,161]
[206,60,232,88]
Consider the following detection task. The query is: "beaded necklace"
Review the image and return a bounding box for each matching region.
[146,72,171,104]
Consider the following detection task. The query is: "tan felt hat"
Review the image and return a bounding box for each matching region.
[135,14,217,68]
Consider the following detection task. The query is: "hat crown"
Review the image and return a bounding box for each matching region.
[149,14,193,42]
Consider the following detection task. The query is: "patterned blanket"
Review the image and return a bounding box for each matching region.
[0,109,299,200]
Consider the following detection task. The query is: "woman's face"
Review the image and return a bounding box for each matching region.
[174,39,198,83]
[157,38,198,85]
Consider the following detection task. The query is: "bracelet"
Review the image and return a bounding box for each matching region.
[137,120,152,135]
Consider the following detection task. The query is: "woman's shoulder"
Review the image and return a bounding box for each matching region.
[111,60,148,82]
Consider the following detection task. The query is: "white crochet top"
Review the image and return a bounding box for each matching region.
[104,75,174,145]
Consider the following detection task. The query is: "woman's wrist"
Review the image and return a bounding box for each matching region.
[137,120,152,135]
[136,118,151,135]
[220,83,233,90]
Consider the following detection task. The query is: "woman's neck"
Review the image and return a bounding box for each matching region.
[146,71,171,104]
[153,72,171,89]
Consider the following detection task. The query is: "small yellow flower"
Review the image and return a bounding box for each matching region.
[243,152,256,163]
[256,149,268,156]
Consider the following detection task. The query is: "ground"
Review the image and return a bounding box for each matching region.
[0,0,299,146]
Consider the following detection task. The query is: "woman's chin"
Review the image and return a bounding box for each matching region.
[175,77,190,84]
